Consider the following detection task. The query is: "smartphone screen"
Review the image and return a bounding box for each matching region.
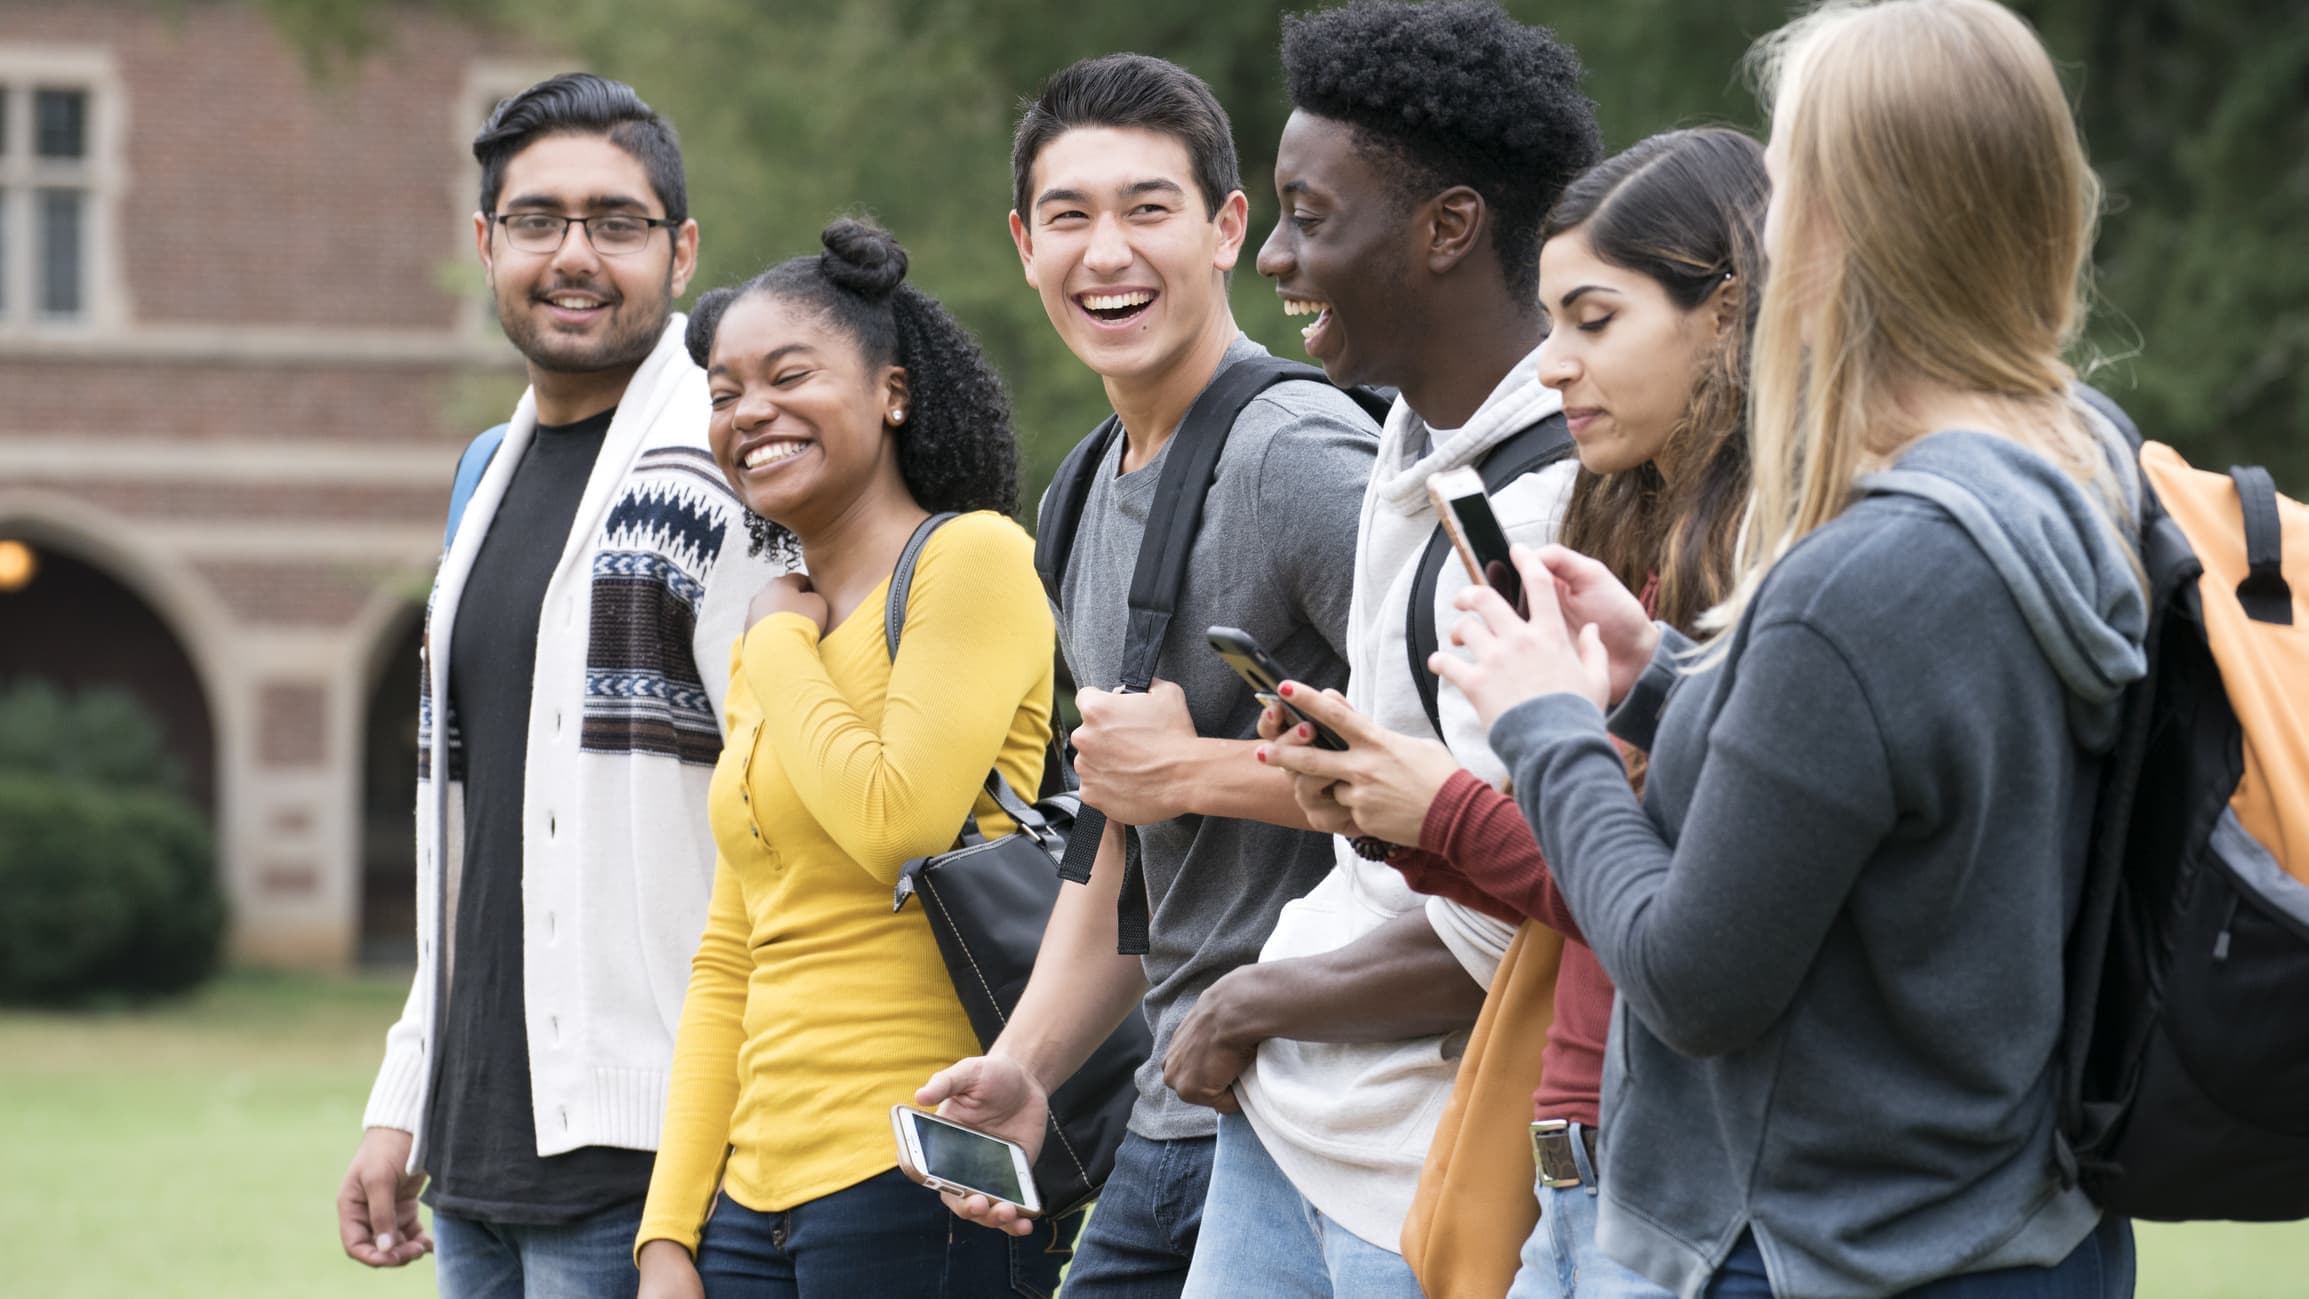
[903,1109,1032,1206]
[1206,626,1349,751]
[1428,467,1523,611]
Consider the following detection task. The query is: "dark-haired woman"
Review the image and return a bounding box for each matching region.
[634,219,1067,1299]
[1261,127,1765,1299]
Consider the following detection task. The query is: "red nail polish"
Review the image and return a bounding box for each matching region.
[1255,746,1268,763]
[1278,682,1294,697]
[1297,724,1311,740]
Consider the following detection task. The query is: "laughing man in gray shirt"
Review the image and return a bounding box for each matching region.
[915,55,1377,1297]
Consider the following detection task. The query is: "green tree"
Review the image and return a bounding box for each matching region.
[262,0,2308,492]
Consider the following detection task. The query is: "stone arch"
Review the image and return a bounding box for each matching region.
[0,491,233,816]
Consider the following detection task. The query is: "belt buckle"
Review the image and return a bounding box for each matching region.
[1530,1118,1581,1189]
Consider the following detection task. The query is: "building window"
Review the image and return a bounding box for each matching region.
[0,78,104,325]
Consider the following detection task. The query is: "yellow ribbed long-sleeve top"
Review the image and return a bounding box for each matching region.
[638,511,1055,1253]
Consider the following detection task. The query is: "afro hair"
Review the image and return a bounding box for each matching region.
[1281,0,1602,299]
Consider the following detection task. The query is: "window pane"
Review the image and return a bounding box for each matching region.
[35,89,86,160]
[0,190,9,313]
[39,188,83,316]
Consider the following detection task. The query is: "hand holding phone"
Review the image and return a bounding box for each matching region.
[1427,466,1525,613]
[891,1105,1043,1217]
[1206,627,1348,751]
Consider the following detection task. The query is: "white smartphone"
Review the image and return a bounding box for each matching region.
[890,1105,1044,1217]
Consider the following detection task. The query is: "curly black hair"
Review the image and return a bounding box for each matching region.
[685,218,1021,559]
[1280,0,1602,300]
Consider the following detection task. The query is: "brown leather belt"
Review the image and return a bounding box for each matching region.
[1530,1119,1600,1189]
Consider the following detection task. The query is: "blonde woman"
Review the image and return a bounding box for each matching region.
[1440,2,2145,1296]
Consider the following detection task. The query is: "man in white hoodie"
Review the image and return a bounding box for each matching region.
[334,74,782,1299]
[1159,4,1605,1295]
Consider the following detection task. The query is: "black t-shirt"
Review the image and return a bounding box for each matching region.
[423,408,655,1222]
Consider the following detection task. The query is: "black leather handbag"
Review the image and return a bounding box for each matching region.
[882,514,1152,1217]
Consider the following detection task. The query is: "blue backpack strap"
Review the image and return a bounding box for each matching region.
[443,423,510,550]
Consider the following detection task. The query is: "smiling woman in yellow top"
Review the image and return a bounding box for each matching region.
[634,219,1064,1299]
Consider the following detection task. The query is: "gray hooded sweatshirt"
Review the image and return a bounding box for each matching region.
[1491,427,2146,1299]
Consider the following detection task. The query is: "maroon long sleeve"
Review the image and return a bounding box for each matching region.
[1391,770,1610,1127]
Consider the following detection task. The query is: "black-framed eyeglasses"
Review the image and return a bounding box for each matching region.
[489,211,681,256]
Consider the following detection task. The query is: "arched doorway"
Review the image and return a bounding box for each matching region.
[0,538,216,816]
[358,610,424,965]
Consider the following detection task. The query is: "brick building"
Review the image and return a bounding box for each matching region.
[0,1,561,965]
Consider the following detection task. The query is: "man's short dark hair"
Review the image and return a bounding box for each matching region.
[1281,0,1602,299]
[1011,54,1242,221]
[474,72,688,224]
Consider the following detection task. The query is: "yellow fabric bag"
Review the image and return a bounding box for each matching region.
[1401,919,1566,1299]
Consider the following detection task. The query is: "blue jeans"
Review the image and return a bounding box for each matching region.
[1179,1110,1424,1299]
[694,1171,1076,1299]
[1506,1125,1673,1299]
[433,1200,643,1299]
[1702,1215,2137,1299]
[1059,1131,1215,1299]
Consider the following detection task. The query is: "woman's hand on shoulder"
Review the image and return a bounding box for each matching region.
[748,573,828,635]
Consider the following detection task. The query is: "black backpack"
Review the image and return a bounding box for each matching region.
[2057,387,2309,1222]
[1399,413,1575,739]
[1031,355,1388,953]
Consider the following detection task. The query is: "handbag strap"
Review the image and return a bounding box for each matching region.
[883,512,1058,843]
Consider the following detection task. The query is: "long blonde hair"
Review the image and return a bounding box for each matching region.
[1710,0,2121,638]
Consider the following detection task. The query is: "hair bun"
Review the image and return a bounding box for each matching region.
[819,218,908,298]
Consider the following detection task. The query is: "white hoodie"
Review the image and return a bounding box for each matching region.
[1234,351,1574,1249]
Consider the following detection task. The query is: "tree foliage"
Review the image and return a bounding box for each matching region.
[266,0,2307,493]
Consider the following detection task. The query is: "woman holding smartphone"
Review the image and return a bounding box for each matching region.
[634,219,1067,1299]
[1261,126,1764,1299]
[1439,2,2144,1295]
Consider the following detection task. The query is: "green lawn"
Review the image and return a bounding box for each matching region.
[1,971,2304,1297]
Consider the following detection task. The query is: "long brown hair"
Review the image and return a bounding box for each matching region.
[1547,128,1767,634]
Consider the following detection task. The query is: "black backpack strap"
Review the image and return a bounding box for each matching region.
[2054,474,2201,1187]
[1405,412,1577,738]
[1060,353,1329,954]
[885,512,960,659]
[2230,466,2293,625]
[1033,417,1123,613]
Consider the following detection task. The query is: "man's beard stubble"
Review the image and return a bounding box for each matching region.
[496,264,675,376]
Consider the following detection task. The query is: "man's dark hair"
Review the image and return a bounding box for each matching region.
[1281,0,1601,299]
[1011,54,1242,220]
[474,72,688,224]
[686,219,1020,560]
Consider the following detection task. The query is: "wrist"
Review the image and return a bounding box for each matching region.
[1202,966,1282,1047]
[988,1039,1063,1100]
[638,1238,693,1268]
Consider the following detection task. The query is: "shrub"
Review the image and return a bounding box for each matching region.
[0,682,222,1003]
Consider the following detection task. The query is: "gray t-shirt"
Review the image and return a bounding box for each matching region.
[1044,336,1377,1139]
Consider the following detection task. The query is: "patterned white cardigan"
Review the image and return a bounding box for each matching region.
[364,316,786,1166]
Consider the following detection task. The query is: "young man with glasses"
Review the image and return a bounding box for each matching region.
[335,72,784,1299]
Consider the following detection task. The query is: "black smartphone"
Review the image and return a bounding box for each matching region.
[1205,626,1349,751]
[1426,466,1524,612]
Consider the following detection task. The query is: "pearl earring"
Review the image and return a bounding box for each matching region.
[891,407,907,424]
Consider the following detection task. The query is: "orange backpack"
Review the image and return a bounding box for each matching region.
[2062,428,2309,1221]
